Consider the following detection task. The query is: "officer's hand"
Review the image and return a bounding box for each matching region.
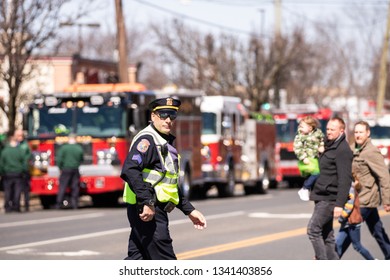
[384,204,390,212]
[188,210,207,230]
[139,205,155,222]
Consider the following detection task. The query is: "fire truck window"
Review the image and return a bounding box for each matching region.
[276,119,297,142]
[76,106,125,137]
[318,119,327,133]
[202,112,217,135]
[33,108,72,136]
[371,125,390,139]
[100,109,123,136]
[77,110,100,135]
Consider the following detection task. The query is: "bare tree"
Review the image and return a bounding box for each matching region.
[150,19,336,111]
[151,20,253,97]
[0,0,95,132]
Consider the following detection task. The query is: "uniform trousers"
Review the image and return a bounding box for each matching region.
[2,175,23,212]
[125,204,176,260]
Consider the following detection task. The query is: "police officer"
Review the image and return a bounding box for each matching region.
[121,97,207,260]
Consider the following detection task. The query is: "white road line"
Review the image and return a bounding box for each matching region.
[0,211,246,252]
[249,212,312,219]
[40,250,101,256]
[170,211,245,225]
[0,212,105,228]
[7,248,101,256]
[0,228,129,252]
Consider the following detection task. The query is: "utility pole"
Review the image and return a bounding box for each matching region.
[115,0,129,83]
[377,1,390,118]
[258,9,265,38]
[274,0,282,108]
[274,0,282,41]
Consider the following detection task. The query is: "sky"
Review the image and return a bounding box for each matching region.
[71,0,388,41]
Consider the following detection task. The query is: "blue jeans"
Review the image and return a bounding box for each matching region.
[361,207,390,259]
[307,200,339,260]
[335,223,375,260]
[303,174,319,190]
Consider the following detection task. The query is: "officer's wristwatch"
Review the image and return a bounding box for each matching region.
[145,199,155,207]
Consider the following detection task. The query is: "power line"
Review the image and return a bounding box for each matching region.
[190,0,387,5]
[133,0,258,36]
[133,0,388,37]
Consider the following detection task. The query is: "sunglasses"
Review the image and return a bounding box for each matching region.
[155,111,177,121]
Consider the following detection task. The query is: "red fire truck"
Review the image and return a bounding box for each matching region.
[367,114,390,170]
[24,83,203,208]
[272,104,333,187]
[200,95,277,197]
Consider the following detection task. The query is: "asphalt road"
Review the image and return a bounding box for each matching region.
[1,187,389,260]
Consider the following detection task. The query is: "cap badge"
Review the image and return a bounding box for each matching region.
[166,98,173,106]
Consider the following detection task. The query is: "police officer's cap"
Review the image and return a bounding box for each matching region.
[149,97,181,112]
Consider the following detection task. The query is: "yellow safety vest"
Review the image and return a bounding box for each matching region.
[123,125,180,205]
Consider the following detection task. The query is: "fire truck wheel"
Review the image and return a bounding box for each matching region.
[217,168,235,197]
[243,168,270,195]
[256,168,270,194]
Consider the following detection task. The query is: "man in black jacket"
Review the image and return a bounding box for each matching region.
[307,117,353,260]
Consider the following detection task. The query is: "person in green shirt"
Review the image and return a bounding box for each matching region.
[13,129,31,211]
[0,132,6,151]
[55,134,84,209]
[0,131,6,192]
[0,130,25,213]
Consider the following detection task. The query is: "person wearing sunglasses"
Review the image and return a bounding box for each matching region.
[120,97,207,260]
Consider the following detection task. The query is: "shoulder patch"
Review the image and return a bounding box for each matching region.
[131,154,142,165]
[137,139,150,153]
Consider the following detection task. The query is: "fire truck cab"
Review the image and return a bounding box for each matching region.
[366,114,390,169]
[201,95,277,197]
[24,83,156,209]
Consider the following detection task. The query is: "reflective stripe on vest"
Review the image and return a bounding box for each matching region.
[122,125,180,205]
[144,169,179,204]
